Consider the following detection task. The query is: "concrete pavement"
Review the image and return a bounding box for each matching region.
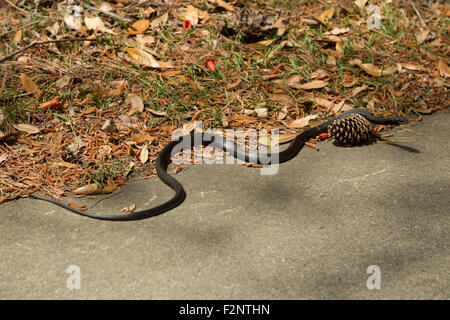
[0,109,448,299]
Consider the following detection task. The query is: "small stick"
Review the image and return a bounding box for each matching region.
[0,21,41,39]
[409,0,427,29]
[77,0,132,23]
[305,141,320,151]
[3,0,30,16]
[0,37,103,63]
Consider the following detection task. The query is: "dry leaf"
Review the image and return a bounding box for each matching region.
[80,106,97,116]
[268,94,296,106]
[355,62,396,77]
[180,5,209,25]
[351,85,368,97]
[126,94,144,114]
[84,16,115,34]
[148,108,168,117]
[14,123,40,134]
[354,0,368,10]
[98,2,113,12]
[438,60,450,78]
[316,7,334,25]
[277,106,288,120]
[130,134,156,144]
[310,69,329,79]
[47,22,60,36]
[136,34,155,45]
[287,74,304,87]
[329,27,349,35]
[107,81,127,96]
[64,13,82,30]
[255,108,268,118]
[150,12,169,28]
[414,107,433,114]
[292,80,328,90]
[140,145,149,164]
[398,63,426,72]
[126,19,150,35]
[335,41,344,56]
[121,204,136,213]
[303,94,334,108]
[209,0,234,11]
[59,161,78,169]
[73,183,99,195]
[326,55,336,66]
[416,29,430,44]
[259,133,297,147]
[69,203,88,211]
[290,115,318,128]
[20,73,41,96]
[126,48,173,68]
[13,29,22,43]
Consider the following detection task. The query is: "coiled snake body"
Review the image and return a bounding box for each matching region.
[30,109,407,221]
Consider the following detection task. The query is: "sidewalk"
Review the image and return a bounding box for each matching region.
[0,109,448,299]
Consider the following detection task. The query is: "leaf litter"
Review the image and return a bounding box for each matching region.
[0,0,448,204]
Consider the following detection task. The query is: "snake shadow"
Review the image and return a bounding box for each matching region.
[332,140,421,153]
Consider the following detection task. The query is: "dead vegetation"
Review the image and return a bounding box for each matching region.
[0,0,448,204]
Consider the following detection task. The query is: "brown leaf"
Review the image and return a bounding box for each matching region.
[107,81,127,97]
[20,73,41,96]
[310,69,330,79]
[80,106,97,116]
[126,94,144,114]
[438,60,450,78]
[356,63,396,77]
[351,85,369,97]
[14,123,40,134]
[126,48,173,68]
[414,107,433,114]
[140,145,149,164]
[292,80,328,90]
[316,7,334,25]
[148,108,168,117]
[179,5,209,25]
[125,19,150,35]
[287,74,304,87]
[416,29,430,44]
[209,0,234,11]
[13,29,22,43]
[73,183,99,195]
[69,203,88,211]
[130,134,156,144]
[135,34,155,45]
[398,63,426,72]
[84,16,115,34]
[289,115,318,128]
[150,12,169,28]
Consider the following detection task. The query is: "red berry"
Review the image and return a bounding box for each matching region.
[205,59,216,72]
[182,20,192,30]
[318,132,329,140]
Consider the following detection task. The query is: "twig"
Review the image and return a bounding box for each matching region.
[0,38,103,63]
[3,0,45,18]
[409,0,427,29]
[3,0,30,16]
[0,21,41,39]
[76,0,132,23]
[87,190,122,209]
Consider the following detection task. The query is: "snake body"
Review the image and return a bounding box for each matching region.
[30,109,407,221]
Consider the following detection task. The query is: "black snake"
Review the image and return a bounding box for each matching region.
[30,109,407,221]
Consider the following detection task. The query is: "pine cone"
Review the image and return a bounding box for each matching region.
[328,113,374,145]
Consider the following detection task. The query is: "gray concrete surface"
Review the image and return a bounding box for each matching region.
[0,110,449,299]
